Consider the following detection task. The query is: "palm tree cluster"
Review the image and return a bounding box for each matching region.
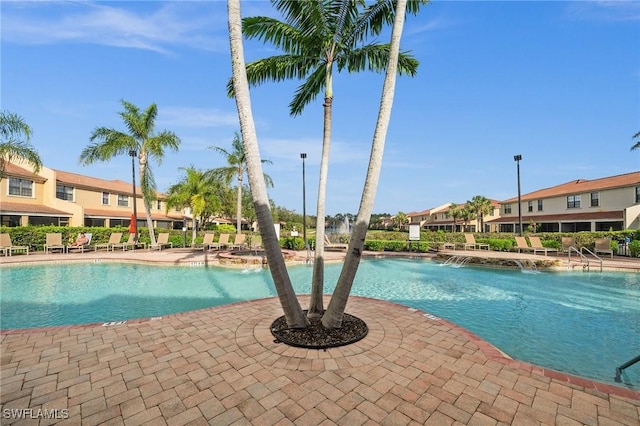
[233,0,425,319]
[448,195,494,232]
[228,0,423,330]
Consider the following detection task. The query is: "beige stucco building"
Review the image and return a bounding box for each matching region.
[488,171,640,233]
[1,161,184,228]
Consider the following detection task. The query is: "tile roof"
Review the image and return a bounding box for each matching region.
[0,201,71,216]
[2,163,47,183]
[503,171,640,202]
[54,169,142,195]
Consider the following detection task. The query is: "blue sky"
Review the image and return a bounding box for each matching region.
[2,1,639,216]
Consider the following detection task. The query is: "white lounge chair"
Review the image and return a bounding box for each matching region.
[149,233,172,251]
[1,233,30,256]
[44,233,66,254]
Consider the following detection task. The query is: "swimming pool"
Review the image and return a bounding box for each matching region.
[1,258,639,388]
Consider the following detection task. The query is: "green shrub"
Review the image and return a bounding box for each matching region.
[280,237,305,250]
[364,240,386,251]
[214,224,237,234]
[630,240,640,257]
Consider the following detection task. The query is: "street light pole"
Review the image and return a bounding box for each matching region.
[129,150,138,243]
[514,154,522,236]
[300,153,308,252]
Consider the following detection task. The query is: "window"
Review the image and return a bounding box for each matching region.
[527,201,533,212]
[56,184,74,201]
[537,200,543,211]
[156,200,162,210]
[567,195,581,209]
[504,204,512,214]
[636,187,640,203]
[117,194,129,207]
[590,192,599,207]
[8,178,33,197]
[102,192,110,205]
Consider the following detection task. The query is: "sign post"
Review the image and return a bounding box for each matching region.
[408,224,420,252]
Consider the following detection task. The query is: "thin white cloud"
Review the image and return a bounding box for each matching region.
[566,0,640,22]
[1,2,228,54]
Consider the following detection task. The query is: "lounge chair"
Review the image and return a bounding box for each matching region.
[94,232,123,252]
[594,238,613,259]
[230,234,247,250]
[195,232,215,251]
[212,233,230,250]
[148,233,172,251]
[250,235,262,250]
[514,236,535,253]
[463,233,489,250]
[1,233,29,256]
[561,236,576,255]
[112,233,146,251]
[324,235,348,251]
[67,233,93,253]
[44,233,66,254]
[528,236,558,256]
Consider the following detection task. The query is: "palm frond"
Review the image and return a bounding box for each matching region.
[80,131,135,165]
[290,65,327,115]
[0,111,32,142]
[243,16,307,54]
[339,44,418,76]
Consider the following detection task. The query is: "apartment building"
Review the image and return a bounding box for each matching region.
[408,201,502,233]
[1,161,185,228]
[488,171,640,233]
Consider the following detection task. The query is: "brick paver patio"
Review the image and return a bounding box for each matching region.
[1,250,639,424]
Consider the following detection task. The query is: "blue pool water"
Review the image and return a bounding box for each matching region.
[1,258,639,388]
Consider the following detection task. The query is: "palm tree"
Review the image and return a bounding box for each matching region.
[227,0,309,328]
[631,131,640,151]
[323,0,410,329]
[391,211,408,230]
[233,0,425,318]
[467,195,494,233]
[0,110,42,177]
[447,203,463,233]
[79,100,180,246]
[210,132,273,234]
[165,167,222,246]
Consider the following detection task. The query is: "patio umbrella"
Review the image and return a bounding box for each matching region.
[129,214,137,235]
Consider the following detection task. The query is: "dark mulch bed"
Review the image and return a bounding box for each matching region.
[270,311,368,349]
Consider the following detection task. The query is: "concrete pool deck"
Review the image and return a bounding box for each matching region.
[1,249,639,425]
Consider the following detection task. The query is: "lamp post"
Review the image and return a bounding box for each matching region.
[514,154,522,236]
[182,226,187,248]
[129,150,138,243]
[300,153,308,252]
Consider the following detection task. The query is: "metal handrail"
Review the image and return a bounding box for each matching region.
[615,354,640,383]
[579,246,603,272]
[568,246,591,271]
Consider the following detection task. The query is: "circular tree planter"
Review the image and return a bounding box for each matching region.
[271,311,368,349]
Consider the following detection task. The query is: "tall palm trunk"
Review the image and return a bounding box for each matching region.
[322,0,407,329]
[139,152,157,246]
[227,0,308,328]
[236,168,243,234]
[308,63,335,318]
[191,217,198,246]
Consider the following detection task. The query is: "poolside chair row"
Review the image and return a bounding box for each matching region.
[514,236,557,256]
[196,233,257,251]
[432,234,487,251]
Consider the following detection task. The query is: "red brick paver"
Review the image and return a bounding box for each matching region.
[1,295,639,425]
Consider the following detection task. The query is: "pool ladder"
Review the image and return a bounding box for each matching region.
[615,354,640,383]
[568,246,603,272]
